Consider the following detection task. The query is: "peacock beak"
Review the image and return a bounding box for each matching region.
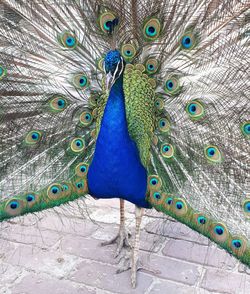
[106,71,113,91]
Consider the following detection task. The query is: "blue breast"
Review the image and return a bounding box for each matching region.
[87,76,150,208]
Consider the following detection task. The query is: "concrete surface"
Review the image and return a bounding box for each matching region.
[0,197,249,294]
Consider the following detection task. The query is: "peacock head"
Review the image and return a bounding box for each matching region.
[104,49,125,90]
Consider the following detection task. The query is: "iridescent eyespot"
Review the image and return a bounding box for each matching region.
[73,73,89,90]
[80,110,93,126]
[58,31,77,49]
[158,118,170,133]
[230,236,247,256]
[121,44,137,62]
[186,100,205,120]
[70,137,85,153]
[75,162,89,177]
[197,216,206,225]
[153,192,161,201]
[47,183,63,200]
[210,223,228,242]
[173,198,188,216]
[0,65,7,80]
[145,58,159,74]
[48,96,68,113]
[204,145,222,163]
[5,199,25,216]
[164,76,180,96]
[25,130,43,145]
[161,143,174,159]
[232,239,242,249]
[180,32,196,50]
[154,98,164,111]
[214,225,224,235]
[148,175,162,190]
[72,177,88,195]
[166,197,173,205]
[243,199,250,216]
[26,194,35,202]
[62,184,69,191]
[99,11,117,33]
[143,18,161,41]
[61,182,72,197]
[25,193,38,207]
[241,121,250,138]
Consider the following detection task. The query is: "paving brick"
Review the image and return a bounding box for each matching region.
[201,269,249,294]
[38,214,99,237]
[162,239,236,270]
[146,220,209,245]
[140,252,200,286]
[69,259,153,294]
[149,279,198,294]
[1,224,61,248]
[61,234,117,265]
[12,273,95,294]
[4,244,79,279]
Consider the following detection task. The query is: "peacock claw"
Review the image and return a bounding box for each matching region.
[117,252,161,288]
[101,226,131,257]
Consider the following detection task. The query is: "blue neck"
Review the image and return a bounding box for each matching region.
[87,74,149,208]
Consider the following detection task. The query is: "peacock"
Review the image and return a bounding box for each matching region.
[0,0,250,288]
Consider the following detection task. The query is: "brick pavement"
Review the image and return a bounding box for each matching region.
[0,198,249,294]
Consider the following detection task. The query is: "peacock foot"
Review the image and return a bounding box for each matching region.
[101,225,132,257]
[116,251,160,288]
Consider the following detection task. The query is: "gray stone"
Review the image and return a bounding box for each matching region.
[140,252,200,286]
[146,220,209,245]
[12,273,95,294]
[201,269,250,294]
[69,259,153,294]
[162,239,236,270]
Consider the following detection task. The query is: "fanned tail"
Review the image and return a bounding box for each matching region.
[144,0,250,267]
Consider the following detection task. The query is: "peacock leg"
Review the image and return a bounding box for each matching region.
[101,199,131,257]
[131,206,144,288]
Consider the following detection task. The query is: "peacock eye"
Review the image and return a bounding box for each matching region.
[166,197,173,205]
[180,32,196,50]
[58,31,77,49]
[143,18,161,41]
[70,137,85,153]
[145,58,159,75]
[164,76,180,96]
[49,96,68,113]
[47,183,63,200]
[243,200,250,215]
[197,216,206,225]
[121,44,137,61]
[158,118,170,132]
[0,65,7,80]
[161,143,174,159]
[26,194,35,202]
[153,192,162,201]
[204,145,222,163]
[148,175,162,190]
[154,97,164,111]
[186,100,205,120]
[241,121,250,138]
[99,11,117,33]
[72,176,87,195]
[75,162,89,177]
[232,239,242,249]
[25,130,43,145]
[173,198,188,216]
[72,73,89,90]
[5,199,25,216]
[79,110,93,126]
